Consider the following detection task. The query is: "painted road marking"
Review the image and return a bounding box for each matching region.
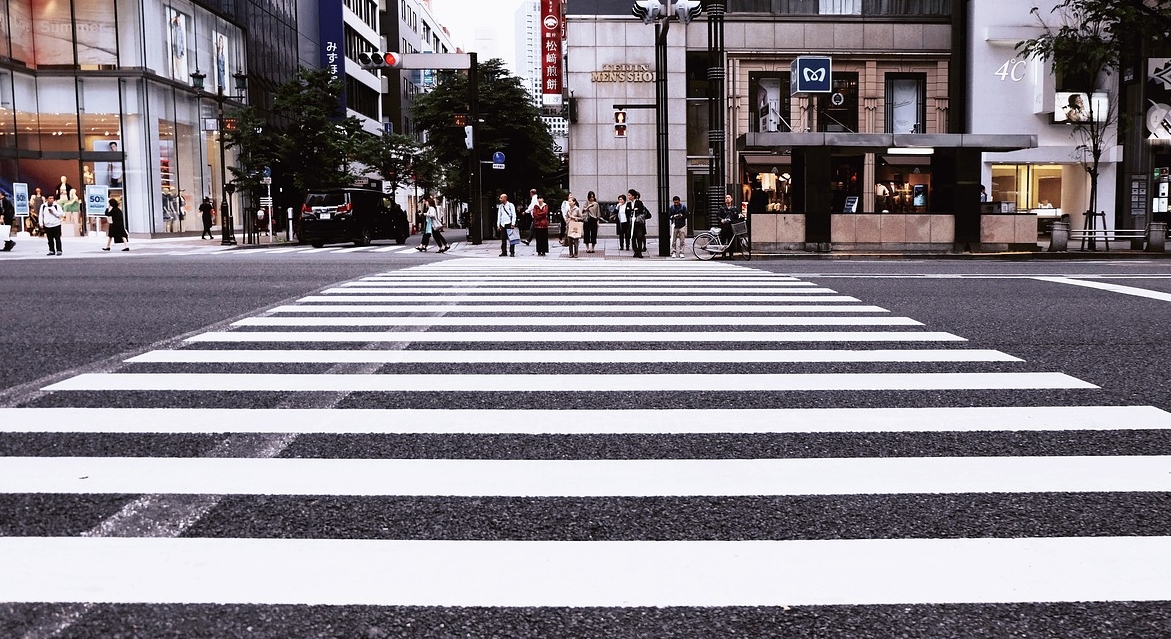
[1034,276,1171,303]
[231,316,923,327]
[182,330,961,343]
[266,304,891,314]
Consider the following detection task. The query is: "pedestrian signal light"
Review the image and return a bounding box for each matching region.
[358,51,403,69]
[463,125,474,149]
[614,110,627,138]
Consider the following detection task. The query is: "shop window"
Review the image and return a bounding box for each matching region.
[8,0,33,66]
[830,155,862,212]
[819,0,861,14]
[76,0,118,68]
[818,73,858,133]
[749,72,791,133]
[876,157,932,213]
[885,73,926,134]
[31,0,76,68]
[991,164,1063,212]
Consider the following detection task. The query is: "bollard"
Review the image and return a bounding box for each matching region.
[1048,221,1069,252]
[1147,222,1167,253]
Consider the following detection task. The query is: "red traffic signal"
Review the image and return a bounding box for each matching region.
[358,51,402,69]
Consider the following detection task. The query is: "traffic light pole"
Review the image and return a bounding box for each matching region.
[468,52,481,245]
[655,18,671,257]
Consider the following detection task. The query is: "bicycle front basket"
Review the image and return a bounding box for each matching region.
[732,221,748,235]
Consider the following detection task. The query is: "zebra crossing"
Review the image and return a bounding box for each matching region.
[3,258,1171,633]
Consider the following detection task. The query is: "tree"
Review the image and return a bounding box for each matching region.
[411,59,560,203]
[360,132,423,199]
[1017,0,1171,226]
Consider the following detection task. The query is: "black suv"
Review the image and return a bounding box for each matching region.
[299,188,410,247]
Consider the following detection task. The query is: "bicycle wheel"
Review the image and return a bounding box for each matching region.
[693,233,717,260]
[733,235,751,261]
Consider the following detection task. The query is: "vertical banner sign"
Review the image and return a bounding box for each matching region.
[319,0,347,118]
[1147,58,1171,141]
[13,183,29,216]
[540,0,563,104]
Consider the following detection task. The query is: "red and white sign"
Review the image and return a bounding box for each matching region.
[540,0,562,100]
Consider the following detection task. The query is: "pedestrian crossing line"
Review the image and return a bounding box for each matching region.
[1034,276,1171,303]
[302,295,863,303]
[266,304,892,314]
[126,348,1017,365]
[346,280,816,287]
[0,455,1162,496]
[231,316,923,328]
[41,372,1095,393]
[318,286,844,295]
[293,247,344,254]
[358,276,804,282]
[369,246,401,252]
[4,405,1162,434]
[182,330,962,343]
[326,246,375,254]
[4,536,1171,606]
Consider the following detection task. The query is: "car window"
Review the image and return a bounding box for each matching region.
[306,193,345,207]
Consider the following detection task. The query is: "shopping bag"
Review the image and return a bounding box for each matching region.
[567,220,584,239]
[507,227,521,245]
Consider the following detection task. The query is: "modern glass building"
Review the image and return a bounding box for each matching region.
[0,0,299,236]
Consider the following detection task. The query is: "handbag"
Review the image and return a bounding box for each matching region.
[507,227,521,245]
[567,220,584,239]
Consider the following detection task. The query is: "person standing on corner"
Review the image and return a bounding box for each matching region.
[199,197,215,239]
[497,192,517,257]
[669,195,688,259]
[39,194,65,255]
[103,198,129,252]
[0,190,15,251]
[531,195,550,256]
[582,191,601,254]
[565,195,583,258]
[615,194,630,251]
[628,189,650,258]
[523,189,538,245]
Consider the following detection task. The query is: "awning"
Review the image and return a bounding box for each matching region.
[738,132,1038,153]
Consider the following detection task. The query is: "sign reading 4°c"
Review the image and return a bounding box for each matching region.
[791,56,833,95]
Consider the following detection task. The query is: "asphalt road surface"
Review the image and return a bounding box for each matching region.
[2,249,1171,638]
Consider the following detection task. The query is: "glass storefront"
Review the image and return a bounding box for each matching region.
[0,0,246,236]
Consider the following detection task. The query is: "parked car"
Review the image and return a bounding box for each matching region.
[299,187,410,247]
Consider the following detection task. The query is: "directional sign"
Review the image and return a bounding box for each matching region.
[492,151,506,164]
[791,56,833,95]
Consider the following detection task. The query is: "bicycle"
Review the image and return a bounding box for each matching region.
[693,220,750,260]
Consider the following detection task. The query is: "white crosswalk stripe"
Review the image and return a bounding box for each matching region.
[6,257,1169,628]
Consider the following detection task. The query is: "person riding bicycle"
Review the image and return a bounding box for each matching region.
[718,193,742,258]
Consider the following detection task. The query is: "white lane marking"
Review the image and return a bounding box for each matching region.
[182,330,962,343]
[0,455,1162,496]
[232,316,922,327]
[258,247,311,254]
[294,247,342,254]
[297,295,864,303]
[7,536,1171,606]
[318,287,843,294]
[357,276,802,282]
[1,405,1160,435]
[369,246,400,252]
[126,348,1018,364]
[42,372,1095,393]
[344,281,818,287]
[267,304,891,314]
[329,246,374,253]
[1034,276,1171,303]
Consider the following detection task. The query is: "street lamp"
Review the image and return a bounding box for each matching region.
[190,69,247,245]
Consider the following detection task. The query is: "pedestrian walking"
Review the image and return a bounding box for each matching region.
[199,197,215,239]
[565,195,584,258]
[615,194,630,251]
[103,198,129,252]
[518,194,534,246]
[669,195,688,258]
[0,190,15,252]
[29,187,44,236]
[582,191,601,253]
[417,195,435,251]
[39,194,65,255]
[523,189,538,245]
[628,189,650,258]
[497,192,518,257]
[532,195,550,256]
[418,195,450,253]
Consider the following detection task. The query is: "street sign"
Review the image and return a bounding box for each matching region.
[492,164,505,170]
[260,177,272,185]
[262,166,271,178]
[791,56,833,94]
[259,197,274,207]
[492,151,506,164]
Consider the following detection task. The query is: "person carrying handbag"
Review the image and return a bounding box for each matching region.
[627,188,650,258]
[582,191,601,253]
[565,195,584,258]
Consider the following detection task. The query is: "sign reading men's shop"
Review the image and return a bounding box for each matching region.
[540,0,563,103]
[790,56,833,95]
[591,64,655,83]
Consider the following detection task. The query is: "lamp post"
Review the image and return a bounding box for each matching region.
[190,69,246,245]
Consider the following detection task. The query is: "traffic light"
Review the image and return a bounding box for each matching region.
[631,0,663,24]
[463,125,474,149]
[358,51,402,69]
[614,110,627,138]
[674,0,703,24]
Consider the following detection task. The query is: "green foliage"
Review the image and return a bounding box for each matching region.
[359,132,422,196]
[228,68,373,198]
[411,58,560,202]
